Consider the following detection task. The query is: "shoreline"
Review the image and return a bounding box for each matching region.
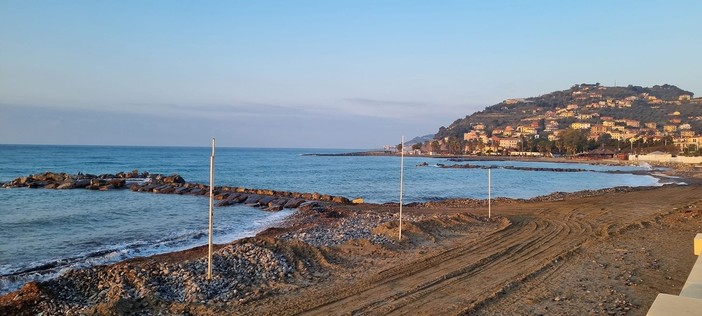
[1,162,701,314]
[307,151,702,185]
[3,182,702,314]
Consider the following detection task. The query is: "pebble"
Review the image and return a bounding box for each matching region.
[4,204,461,315]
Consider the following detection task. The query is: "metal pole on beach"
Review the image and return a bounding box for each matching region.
[399,135,404,240]
[207,138,215,280]
[488,168,491,219]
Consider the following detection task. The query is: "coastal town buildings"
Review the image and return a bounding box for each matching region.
[424,84,702,156]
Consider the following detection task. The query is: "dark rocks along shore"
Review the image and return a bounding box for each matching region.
[1,170,353,212]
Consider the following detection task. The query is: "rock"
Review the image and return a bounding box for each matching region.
[57,182,75,190]
[331,196,350,204]
[232,194,248,203]
[258,196,275,206]
[157,186,176,194]
[264,205,283,212]
[214,193,230,200]
[174,187,190,194]
[162,174,185,184]
[244,195,263,205]
[284,199,305,208]
[255,189,274,196]
[26,182,42,188]
[352,197,364,204]
[74,179,91,188]
[108,179,126,188]
[44,183,59,189]
[269,198,288,208]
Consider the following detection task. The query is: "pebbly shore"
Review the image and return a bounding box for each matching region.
[1,169,699,314]
[0,198,498,315]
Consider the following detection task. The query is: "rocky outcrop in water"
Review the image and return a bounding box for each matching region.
[436,163,589,172]
[1,171,146,190]
[2,171,353,211]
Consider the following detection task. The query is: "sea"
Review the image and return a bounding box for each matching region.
[0,145,663,294]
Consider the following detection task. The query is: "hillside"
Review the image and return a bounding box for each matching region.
[435,83,701,140]
[423,83,702,156]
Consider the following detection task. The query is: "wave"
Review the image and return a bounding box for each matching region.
[0,208,294,295]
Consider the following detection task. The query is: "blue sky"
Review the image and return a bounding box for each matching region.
[1,1,701,148]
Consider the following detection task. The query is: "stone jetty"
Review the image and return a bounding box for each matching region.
[435,163,589,172]
[1,171,352,211]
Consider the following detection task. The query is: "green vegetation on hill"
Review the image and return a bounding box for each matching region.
[435,83,700,140]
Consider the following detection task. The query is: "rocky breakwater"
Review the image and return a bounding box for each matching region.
[435,163,590,172]
[133,182,353,212]
[2,170,354,212]
[0,170,154,191]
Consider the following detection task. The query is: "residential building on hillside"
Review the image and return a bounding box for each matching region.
[681,130,696,138]
[558,111,575,118]
[517,126,537,135]
[626,120,640,128]
[590,125,608,134]
[463,131,480,141]
[674,136,702,150]
[571,122,591,130]
[608,131,623,140]
[499,138,520,149]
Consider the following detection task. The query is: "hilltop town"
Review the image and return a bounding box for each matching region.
[413,84,702,158]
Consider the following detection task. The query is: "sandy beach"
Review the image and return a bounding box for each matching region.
[1,164,701,315]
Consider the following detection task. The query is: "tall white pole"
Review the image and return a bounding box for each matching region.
[488,168,491,219]
[399,135,404,240]
[207,138,215,280]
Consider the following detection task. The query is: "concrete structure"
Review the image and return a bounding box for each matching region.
[647,234,702,315]
[648,295,702,315]
[508,151,543,157]
[629,152,702,164]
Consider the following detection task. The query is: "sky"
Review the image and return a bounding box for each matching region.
[1,0,701,148]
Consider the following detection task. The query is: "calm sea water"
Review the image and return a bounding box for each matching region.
[0,145,659,293]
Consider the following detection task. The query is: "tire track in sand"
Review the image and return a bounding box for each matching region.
[254,186,701,315]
